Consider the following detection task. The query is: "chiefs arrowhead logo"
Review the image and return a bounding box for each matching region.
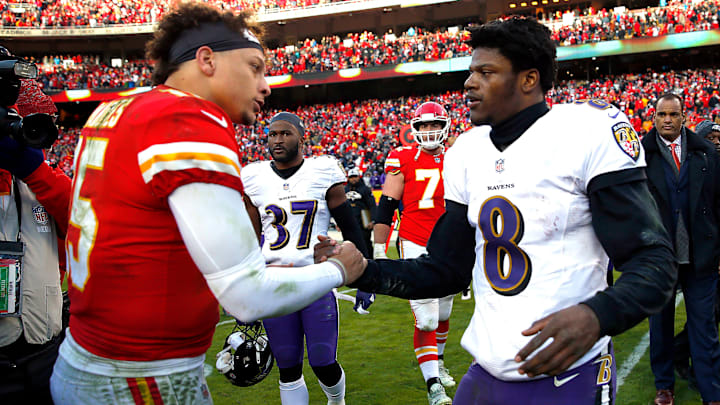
[399,125,415,147]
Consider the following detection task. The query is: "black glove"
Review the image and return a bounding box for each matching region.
[0,121,44,179]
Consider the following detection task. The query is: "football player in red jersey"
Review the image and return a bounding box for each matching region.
[49,3,365,405]
[373,101,455,405]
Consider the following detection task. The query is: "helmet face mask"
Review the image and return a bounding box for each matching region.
[410,102,450,149]
[216,321,274,387]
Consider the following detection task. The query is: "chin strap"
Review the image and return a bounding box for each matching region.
[414,145,445,161]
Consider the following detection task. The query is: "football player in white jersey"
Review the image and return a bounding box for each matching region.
[242,112,373,405]
[317,16,676,404]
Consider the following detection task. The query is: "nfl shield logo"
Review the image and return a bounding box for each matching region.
[32,205,49,225]
[495,159,505,173]
[283,183,289,190]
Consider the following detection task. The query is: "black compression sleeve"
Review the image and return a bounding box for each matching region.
[350,200,475,298]
[374,195,399,225]
[330,201,371,258]
[583,170,677,337]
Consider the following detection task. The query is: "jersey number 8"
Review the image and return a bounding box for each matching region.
[478,196,532,296]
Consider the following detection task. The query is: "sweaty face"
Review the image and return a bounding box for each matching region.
[654,98,684,142]
[268,121,302,164]
[211,48,270,125]
[464,47,520,127]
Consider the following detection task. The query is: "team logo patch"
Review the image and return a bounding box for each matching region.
[32,205,48,225]
[495,158,505,173]
[612,122,640,161]
[399,125,415,147]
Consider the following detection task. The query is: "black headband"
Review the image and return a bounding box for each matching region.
[168,21,264,65]
[270,112,305,136]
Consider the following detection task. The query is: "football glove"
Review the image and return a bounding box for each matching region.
[353,290,375,315]
[373,243,388,259]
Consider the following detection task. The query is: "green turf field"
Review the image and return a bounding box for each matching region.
[205,260,708,404]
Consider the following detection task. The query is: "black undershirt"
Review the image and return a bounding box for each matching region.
[489,101,549,151]
[271,160,304,179]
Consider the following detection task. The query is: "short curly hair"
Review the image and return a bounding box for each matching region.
[467,16,557,93]
[145,2,264,85]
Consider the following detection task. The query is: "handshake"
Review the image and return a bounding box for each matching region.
[315,235,376,314]
[314,235,367,284]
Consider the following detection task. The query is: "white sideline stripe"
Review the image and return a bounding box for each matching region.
[616,292,684,391]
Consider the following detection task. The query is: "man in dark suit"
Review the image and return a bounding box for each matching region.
[643,93,720,405]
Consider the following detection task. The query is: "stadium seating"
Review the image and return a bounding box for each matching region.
[46,68,720,181]
[18,0,720,90]
[0,0,368,27]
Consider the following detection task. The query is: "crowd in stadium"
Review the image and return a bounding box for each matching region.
[546,0,719,45]
[0,0,354,27]
[2,0,717,28]
[29,26,471,90]
[45,68,720,182]
[10,0,720,90]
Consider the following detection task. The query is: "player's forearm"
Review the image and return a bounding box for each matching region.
[585,175,677,336]
[207,248,344,322]
[331,200,370,258]
[169,183,344,322]
[372,223,391,246]
[352,200,475,298]
[373,194,398,244]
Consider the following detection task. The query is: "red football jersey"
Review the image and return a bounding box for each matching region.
[66,86,244,361]
[384,146,445,246]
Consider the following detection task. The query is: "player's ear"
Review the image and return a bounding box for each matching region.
[196,46,215,76]
[520,69,540,94]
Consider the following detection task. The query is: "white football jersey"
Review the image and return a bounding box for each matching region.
[241,156,347,267]
[444,101,645,381]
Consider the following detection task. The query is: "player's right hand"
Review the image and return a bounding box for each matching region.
[373,243,388,259]
[328,241,367,285]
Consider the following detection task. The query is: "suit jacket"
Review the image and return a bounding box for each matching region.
[642,127,720,276]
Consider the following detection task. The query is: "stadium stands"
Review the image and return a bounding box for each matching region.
[17,0,720,90]
[0,0,370,27]
[46,69,720,182]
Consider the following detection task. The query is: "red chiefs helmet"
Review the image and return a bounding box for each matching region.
[410,102,450,149]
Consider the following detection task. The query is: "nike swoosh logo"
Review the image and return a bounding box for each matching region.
[201,110,228,128]
[553,373,579,388]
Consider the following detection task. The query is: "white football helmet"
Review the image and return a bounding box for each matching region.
[410,102,450,149]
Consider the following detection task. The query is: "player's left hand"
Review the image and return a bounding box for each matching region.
[314,235,339,263]
[514,304,600,378]
[353,290,375,314]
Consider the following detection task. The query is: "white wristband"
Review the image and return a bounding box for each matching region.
[374,243,388,259]
[327,257,348,285]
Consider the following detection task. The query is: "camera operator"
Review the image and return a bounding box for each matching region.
[0,47,70,404]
